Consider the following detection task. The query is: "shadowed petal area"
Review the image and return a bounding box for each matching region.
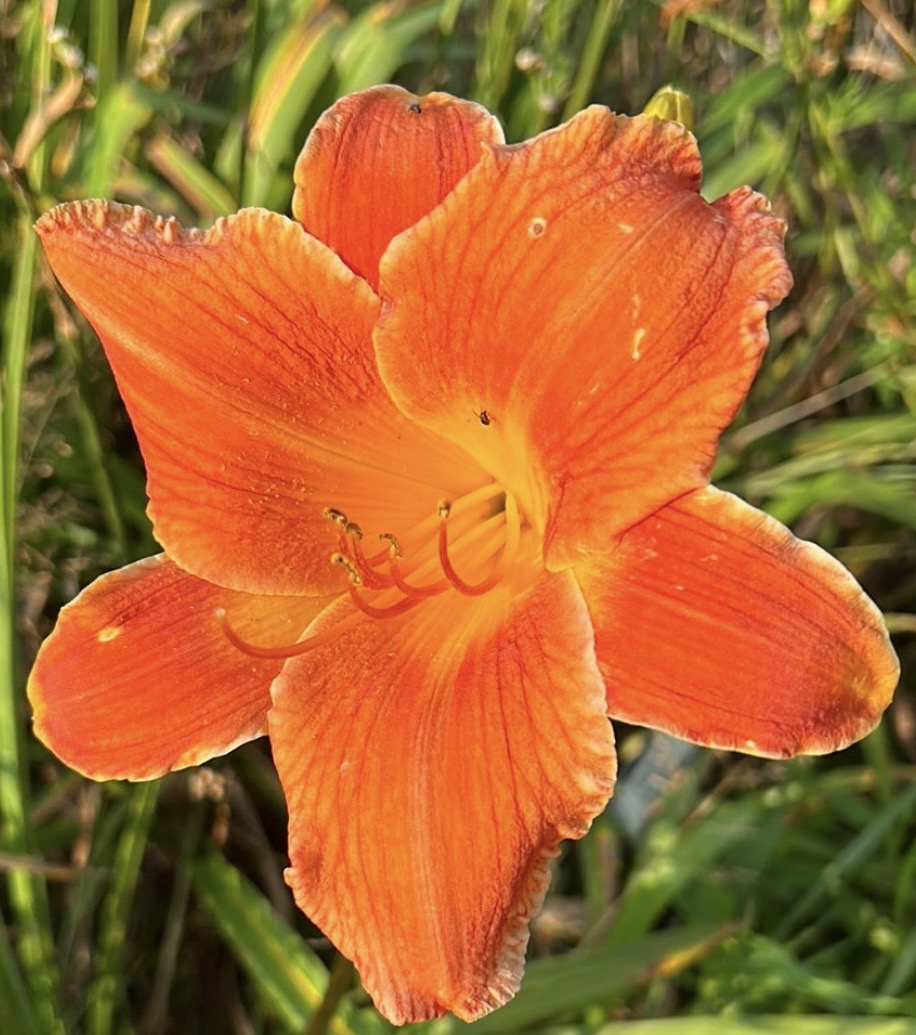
[269,570,615,1024]
[37,202,484,595]
[28,555,329,781]
[292,84,503,289]
[376,108,792,566]
[576,487,899,758]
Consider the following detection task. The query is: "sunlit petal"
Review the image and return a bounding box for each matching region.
[293,84,503,289]
[37,202,484,595]
[576,487,899,757]
[376,108,791,563]
[28,555,328,780]
[269,570,615,1023]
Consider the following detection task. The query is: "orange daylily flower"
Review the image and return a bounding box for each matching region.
[29,86,898,1023]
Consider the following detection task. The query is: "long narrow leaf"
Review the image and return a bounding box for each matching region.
[192,850,384,1035]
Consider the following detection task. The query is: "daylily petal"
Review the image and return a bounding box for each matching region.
[28,555,327,780]
[376,108,792,565]
[268,570,615,1024]
[37,202,485,595]
[576,487,899,758]
[292,84,503,289]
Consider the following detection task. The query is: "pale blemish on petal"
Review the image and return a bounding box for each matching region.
[528,217,547,238]
[630,292,645,359]
[618,222,634,234]
[97,625,122,643]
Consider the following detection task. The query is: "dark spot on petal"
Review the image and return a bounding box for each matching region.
[408,102,422,114]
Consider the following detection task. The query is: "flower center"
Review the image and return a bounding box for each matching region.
[220,481,521,658]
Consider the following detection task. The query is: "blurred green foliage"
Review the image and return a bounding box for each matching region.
[1,1,914,1032]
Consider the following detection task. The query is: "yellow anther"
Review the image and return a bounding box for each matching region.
[331,552,362,585]
[324,507,348,525]
[378,532,402,557]
[437,500,451,520]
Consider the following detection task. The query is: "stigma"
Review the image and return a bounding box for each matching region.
[220,482,521,658]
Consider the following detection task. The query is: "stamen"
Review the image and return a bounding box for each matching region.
[216,607,365,660]
[439,492,521,596]
[389,552,448,597]
[316,481,520,618]
[350,534,395,589]
[378,532,402,556]
[331,553,362,585]
[325,507,393,588]
[379,481,504,554]
[347,584,425,620]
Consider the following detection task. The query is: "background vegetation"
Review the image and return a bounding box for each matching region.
[2,0,915,1032]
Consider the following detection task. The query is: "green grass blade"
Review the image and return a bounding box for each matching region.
[124,0,152,74]
[335,1,443,96]
[228,7,345,209]
[472,0,526,111]
[85,80,152,199]
[89,0,119,100]
[192,850,384,1035]
[434,924,724,1034]
[0,917,42,1035]
[763,470,916,531]
[144,134,237,220]
[776,781,916,940]
[2,216,34,528]
[593,1018,916,1035]
[87,781,160,1035]
[607,796,767,945]
[562,0,621,120]
[0,211,64,1035]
